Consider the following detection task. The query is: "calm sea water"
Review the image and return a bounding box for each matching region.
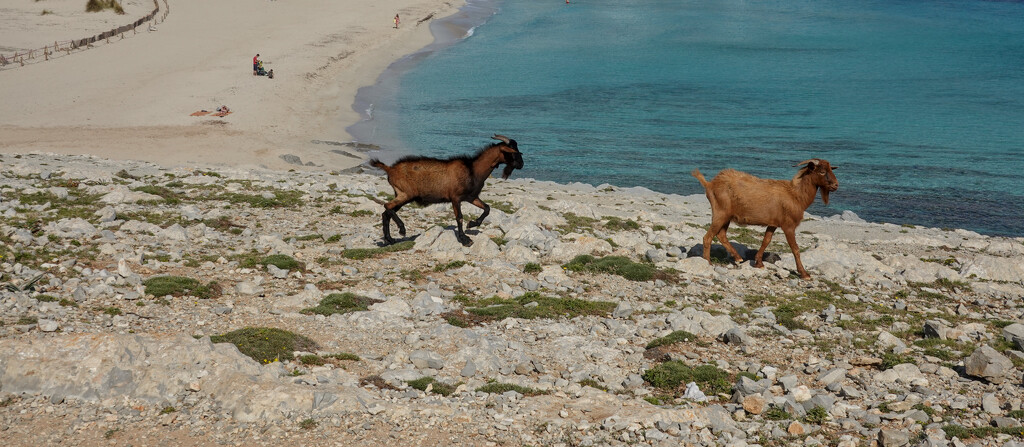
[349,0,1024,237]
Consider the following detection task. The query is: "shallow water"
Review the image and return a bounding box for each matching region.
[350,0,1024,236]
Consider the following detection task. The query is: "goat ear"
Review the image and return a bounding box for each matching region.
[829,166,838,170]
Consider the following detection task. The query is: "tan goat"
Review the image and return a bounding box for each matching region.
[691,159,838,279]
[369,135,523,247]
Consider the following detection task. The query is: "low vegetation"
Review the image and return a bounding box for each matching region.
[209,327,318,364]
[143,276,221,299]
[300,293,381,316]
[342,241,415,260]
[562,255,674,282]
[642,361,732,396]
[441,292,615,327]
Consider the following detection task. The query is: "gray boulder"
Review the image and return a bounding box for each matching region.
[965,345,1015,383]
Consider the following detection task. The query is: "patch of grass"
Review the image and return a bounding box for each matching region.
[774,304,811,331]
[490,201,517,214]
[132,185,180,204]
[557,213,598,234]
[86,0,125,14]
[523,263,542,274]
[216,190,303,208]
[578,378,608,391]
[645,330,699,350]
[324,352,360,361]
[642,361,732,396]
[434,260,468,272]
[237,253,304,271]
[804,406,829,424]
[143,275,221,299]
[603,216,640,231]
[100,306,122,316]
[349,209,375,217]
[764,407,792,421]
[301,293,381,316]
[326,234,342,243]
[209,327,319,364]
[442,292,615,327]
[406,377,458,397]
[17,316,38,325]
[341,240,415,260]
[942,424,1024,440]
[33,294,58,303]
[160,406,176,414]
[563,255,672,282]
[475,382,549,396]
[299,418,318,430]
[299,354,326,366]
[880,352,916,370]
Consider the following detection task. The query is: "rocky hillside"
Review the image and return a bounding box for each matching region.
[1,152,1023,447]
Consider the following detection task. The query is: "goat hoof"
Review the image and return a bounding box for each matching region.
[383,237,395,246]
[459,238,473,247]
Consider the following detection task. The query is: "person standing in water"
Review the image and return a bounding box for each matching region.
[394,14,400,29]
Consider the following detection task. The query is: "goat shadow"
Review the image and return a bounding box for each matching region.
[686,243,782,266]
[377,226,482,247]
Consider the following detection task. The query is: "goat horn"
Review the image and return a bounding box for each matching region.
[792,159,821,167]
[492,135,511,144]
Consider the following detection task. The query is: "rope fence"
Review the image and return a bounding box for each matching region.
[0,0,169,71]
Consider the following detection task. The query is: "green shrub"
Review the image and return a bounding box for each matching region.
[301,293,381,316]
[604,216,640,231]
[642,361,731,395]
[774,304,811,331]
[764,407,792,421]
[143,276,221,299]
[804,406,829,424]
[523,263,542,274]
[461,292,614,322]
[563,255,667,282]
[880,352,916,370]
[325,352,360,361]
[299,354,325,366]
[646,330,699,350]
[475,382,548,396]
[406,377,458,396]
[434,260,467,272]
[209,327,318,364]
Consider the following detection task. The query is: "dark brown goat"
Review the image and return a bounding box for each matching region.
[369,135,524,247]
[691,159,838,279]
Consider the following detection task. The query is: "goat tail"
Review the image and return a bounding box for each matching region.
[691,169,709,189]
[368,158,389,172]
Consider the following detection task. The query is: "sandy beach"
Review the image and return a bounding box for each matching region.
[0,0,464,170]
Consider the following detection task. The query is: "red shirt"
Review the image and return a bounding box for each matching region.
[253,56,259,65]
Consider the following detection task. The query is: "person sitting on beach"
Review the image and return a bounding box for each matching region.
[217,105,230,113]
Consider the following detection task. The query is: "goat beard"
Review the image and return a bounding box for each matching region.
[501,164,516,180]
[821,188,830,205]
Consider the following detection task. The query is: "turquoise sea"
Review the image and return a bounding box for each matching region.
[349,0,1024,237]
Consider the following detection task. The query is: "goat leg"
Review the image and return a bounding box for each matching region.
[381,209,395,245]
[783,228,811,279]
[754,226,777,268]
[451,200,473,247]
[381,201,408,245]
[716,226,745,264]
[467,198,489,228]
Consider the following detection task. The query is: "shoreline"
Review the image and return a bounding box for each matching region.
[0,0,466,171]
[347,0,502,161]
